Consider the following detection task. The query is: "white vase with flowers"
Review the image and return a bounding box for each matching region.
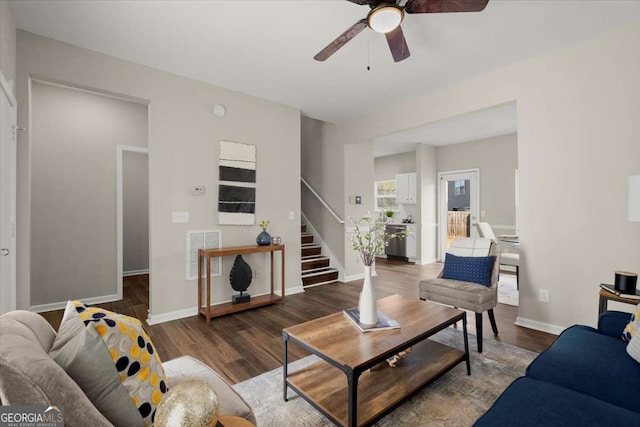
[348,216,405,325]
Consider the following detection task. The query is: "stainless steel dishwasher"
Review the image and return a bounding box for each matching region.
[384,224,407,261]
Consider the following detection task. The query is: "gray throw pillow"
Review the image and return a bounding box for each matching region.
[49,301,167,426]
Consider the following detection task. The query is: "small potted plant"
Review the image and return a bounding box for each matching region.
[385,210,394,223]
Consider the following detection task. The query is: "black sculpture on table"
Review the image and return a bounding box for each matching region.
[230,255,252,303]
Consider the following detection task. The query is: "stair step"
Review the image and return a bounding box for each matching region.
[301,256,330,271]
[301,245,321,257]
[301,267,336,277]
[301,254,326,261]
[301,224,307,233]
[301,234,314,244]
[301,255,329,262]
[302,268,339,287]
[302,266,333,274]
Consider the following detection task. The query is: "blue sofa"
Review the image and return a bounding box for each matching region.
[475,311,640,426]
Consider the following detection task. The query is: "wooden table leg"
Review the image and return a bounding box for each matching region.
[197,252,202,317]
[206,255,211,323]
[281,245,285,303]
[270,250,275,296]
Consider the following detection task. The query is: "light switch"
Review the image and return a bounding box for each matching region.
[172,212,189,223]
[289,211,295,220]
[481,211,486,218]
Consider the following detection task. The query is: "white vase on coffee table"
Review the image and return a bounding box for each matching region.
[358,265,378,325]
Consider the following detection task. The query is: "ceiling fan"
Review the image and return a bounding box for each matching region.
[314,0,490,63]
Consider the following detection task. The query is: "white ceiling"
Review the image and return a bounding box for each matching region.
[374,101,517,157]
[8,1,640,127]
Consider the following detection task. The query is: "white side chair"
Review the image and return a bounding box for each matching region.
[476,222,520,289]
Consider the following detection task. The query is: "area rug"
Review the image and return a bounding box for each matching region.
[498,274,519,307]
[232,327,536,426]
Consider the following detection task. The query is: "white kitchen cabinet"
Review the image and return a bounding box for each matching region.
[396,173,417,204]
[406,225,417,259]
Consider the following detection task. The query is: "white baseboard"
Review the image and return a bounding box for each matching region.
[284,286,305,296]
[344,271,378,283]
[416,257,438,266]
[515,316,564,336]
[123,269,149,277]
[147,286,306,325]
[31,293,120,313]
[147,307,198,325]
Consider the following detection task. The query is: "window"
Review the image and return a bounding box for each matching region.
[454,179,466,196]
[374,180,398,211]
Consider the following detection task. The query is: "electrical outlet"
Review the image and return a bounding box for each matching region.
[539,289,549,303]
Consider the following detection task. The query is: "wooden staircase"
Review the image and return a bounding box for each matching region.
[301,224,339,287]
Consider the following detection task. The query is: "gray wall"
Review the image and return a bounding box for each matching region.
[17,31,301,318]
[334,24,640,330]
[0,0,16,92]
[374,151,415,181]
[30,81,148,305]
[437,133,518,235]
[416,144,438,263]
[344,141,375,278]
[123,151,149,273]
[301,117,345,266]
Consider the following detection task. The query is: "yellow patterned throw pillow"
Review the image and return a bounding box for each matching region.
[50,301,168,426]
[622,302,640,342]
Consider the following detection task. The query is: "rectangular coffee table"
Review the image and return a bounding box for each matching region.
[282,294,470,427]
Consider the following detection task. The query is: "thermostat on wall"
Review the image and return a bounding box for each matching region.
[349,195,362,205]
[191,186,205,196]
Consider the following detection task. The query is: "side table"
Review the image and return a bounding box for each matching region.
[598,288,639,315]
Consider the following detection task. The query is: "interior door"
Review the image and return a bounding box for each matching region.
[0,74,17,314]
[438,170,480,261]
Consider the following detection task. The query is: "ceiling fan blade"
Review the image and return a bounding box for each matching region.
[385,26,410,62]
[314,19,368,62]
[405,0,489,14]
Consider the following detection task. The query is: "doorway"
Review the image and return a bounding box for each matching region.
[438,169,480,260]
[29,80,148,311]
[0,73,17,314]
[117,146,149,299]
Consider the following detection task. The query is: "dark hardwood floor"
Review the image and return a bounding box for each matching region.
[40,259,555,385]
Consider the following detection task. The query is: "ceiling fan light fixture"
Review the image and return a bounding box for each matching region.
[367,5,404,34]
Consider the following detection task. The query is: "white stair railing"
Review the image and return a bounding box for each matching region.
[301,177,344,224]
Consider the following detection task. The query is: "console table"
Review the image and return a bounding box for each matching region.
[198,244,285,323]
